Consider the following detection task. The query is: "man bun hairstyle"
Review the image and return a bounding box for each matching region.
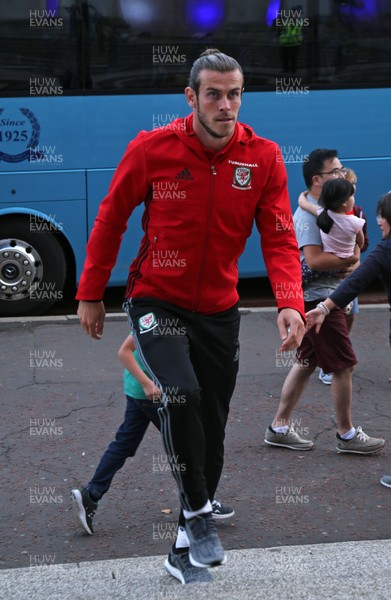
[317,178,355,234]
[188,48,244,94]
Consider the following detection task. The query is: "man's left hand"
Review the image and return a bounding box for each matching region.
[277,308,305,352]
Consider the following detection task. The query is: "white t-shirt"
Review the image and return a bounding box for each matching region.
[317,209,365,258]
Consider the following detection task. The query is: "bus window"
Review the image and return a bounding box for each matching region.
[1,1,390,94]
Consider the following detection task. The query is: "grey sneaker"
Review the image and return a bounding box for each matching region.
[336,426,385,454]
[164,549,213,584]
[380,476,391,488]
[185,512,225,568]
[264,425,313,450]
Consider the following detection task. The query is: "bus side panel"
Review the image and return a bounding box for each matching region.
[240,88,391,160]
[1,89,390,283]
[0,95,187,173]
[0,170,87,279]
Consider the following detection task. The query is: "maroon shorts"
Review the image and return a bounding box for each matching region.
[296,301,357,373]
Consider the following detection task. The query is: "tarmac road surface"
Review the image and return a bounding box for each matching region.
[1,306,391,599]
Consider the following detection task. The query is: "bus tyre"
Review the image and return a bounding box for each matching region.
[0,217,67,317]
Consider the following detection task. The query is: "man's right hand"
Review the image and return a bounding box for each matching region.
[77,300,106,339]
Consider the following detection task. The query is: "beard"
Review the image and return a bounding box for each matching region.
[196,104,233,139]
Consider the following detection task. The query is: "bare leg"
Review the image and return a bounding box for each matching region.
[331,366,354,435]
[272,363,316,428]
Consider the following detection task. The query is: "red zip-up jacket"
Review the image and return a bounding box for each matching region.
[76,115,304,317]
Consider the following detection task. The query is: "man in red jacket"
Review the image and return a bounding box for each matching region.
[77,48,305,584]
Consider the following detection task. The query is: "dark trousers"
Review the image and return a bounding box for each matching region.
[125,298,240,522]
[87,395,161,499]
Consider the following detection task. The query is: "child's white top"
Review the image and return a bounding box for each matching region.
[317,209,365,258]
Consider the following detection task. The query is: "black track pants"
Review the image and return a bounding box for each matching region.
[125,298,240,513]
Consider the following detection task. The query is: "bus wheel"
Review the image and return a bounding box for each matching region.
[0,218,67,317]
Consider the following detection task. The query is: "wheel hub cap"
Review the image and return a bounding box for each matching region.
[0,238,43,301]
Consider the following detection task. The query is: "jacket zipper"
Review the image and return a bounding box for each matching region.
[151,234,158,272]
[193,164,217,310]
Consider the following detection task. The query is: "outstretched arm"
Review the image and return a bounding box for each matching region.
[255,145,305,321]
[306,243,385,333]
[76,134,150,327]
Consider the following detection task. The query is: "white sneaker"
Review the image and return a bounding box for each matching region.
[319,369,333,385]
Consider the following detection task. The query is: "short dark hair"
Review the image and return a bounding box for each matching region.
[303,148,339,189]
[188,48,244,94]
[317,179,355,234]
[377,191,391,239]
